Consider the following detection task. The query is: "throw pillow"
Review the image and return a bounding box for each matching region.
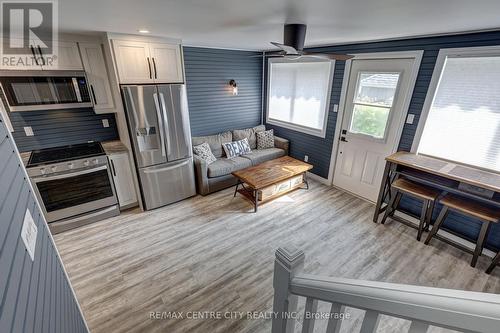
[222,138,252,158]
[256,129,274,150]
[193,142,216,164]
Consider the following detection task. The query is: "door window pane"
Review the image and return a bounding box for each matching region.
[350,104,390,139]
[418,56,500,171]
[354,73,400,107]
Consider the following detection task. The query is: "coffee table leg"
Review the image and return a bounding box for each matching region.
[234,180,240,197]
[254,189,258,212]
[303,172,309,190]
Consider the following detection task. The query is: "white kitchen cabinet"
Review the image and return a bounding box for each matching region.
[78,42,115,111]
[0,38,43,70]
[51,41,83,70]
[109,152,137,208]
[149,43,184,83]
[112,40,183,84]
[112,40,154,84]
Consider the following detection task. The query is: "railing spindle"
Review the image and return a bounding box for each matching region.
[325,303,344,333]
[301,297,318,333]
[359,310,380,333]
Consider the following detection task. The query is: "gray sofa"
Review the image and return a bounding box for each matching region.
[192,125,289,195]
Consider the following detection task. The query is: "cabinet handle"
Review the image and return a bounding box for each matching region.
[90,84,97,105]
[110,159,117,177]
[37,45,46,66]
[30,46,39,66]
[146,57,152,79]
[152,57,157,79]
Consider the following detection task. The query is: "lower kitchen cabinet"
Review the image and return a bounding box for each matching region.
[108,152,137,208]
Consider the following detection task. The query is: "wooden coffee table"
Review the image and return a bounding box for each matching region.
[232,156,313,212]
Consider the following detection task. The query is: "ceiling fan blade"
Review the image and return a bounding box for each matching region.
[301,52,354,61]
[270,42,299,55]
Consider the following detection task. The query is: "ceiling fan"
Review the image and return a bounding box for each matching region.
[267,24,353,61]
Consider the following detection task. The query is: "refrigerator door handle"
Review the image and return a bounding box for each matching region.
[159,92,172,159]
[153,92,166,157]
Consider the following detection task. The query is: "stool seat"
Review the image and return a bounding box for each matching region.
[440,194,500,222]
[391,178,441,201]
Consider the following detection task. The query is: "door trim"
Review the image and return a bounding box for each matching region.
[327,50,424,187]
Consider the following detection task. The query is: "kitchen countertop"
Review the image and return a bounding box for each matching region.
[20,151,31,167]
[101,140,128,155]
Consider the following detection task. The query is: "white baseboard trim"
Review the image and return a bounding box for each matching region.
[395,211,496,258]
[306,172,331,186]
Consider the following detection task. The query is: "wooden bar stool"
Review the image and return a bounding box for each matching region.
[486,252,500,274]
[381,178,440,241]
[425,194,500,268]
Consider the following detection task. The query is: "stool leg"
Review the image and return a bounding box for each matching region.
[486,252,500,274]
[389,192,402,217]
[424,206,448,245]
[417,200,428,242]
[381,190,399,225]
[425,200,435,232]
[471,221,491,268]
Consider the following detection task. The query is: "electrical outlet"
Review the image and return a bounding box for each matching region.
[102,119,110,128]
[21,209,37,261]
[406,114,415,124]
[333,104,339,113]
[23,126,34,136]
[304,155,309,162]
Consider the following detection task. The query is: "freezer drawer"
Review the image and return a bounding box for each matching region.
[138,158,196,210]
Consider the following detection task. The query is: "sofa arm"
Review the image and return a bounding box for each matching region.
[274,136,289,155]
[193,155,210,195]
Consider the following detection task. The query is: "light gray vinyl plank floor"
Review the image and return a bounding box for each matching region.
[53,180,500,333]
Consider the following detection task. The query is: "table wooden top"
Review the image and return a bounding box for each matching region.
[386,152,500,193]
[232,156,313,190]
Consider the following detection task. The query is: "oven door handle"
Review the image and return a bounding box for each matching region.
[32,165,107,182]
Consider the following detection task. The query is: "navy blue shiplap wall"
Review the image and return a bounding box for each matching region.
[183,47,263,136]
[0,118,88,332]
[265,30,500,251]
[9,108,119,152]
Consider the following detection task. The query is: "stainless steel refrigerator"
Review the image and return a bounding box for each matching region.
[121,84,196,210]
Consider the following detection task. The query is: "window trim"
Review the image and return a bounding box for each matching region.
[411,45,500,158]
[266,57,335,138]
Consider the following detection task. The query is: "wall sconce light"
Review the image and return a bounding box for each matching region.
[229,80,238,96]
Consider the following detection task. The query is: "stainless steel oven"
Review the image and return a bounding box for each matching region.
[0,70,93,111]
[26,143,119,233]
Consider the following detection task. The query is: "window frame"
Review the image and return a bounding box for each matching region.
[266,57,335,138]
[412,45,500,173]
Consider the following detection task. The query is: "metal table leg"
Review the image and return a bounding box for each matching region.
[254,189,258,212]
[373,161,393,223]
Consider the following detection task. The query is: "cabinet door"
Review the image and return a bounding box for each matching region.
[109,153,137,208]
[112,40,153,84]
[78,42,115,111]
[0,38,42,70]
[149,43,184,83]
[48,41,83,70]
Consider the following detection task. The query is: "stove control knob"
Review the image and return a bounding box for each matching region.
[51,166,57,173]
[84,160,90,167]
[67,163,74,169]
[93,158,99,165]
[40,168,46,175]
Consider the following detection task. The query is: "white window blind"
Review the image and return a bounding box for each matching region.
[267,60,333,137]
[418,56,500,172]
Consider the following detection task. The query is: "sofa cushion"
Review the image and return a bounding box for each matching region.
[232,125,266,149]
[192,131,232,158]
[222,138,252,159]
[256,129,275,150]
[241,148,285,165]
[207,156,252,178]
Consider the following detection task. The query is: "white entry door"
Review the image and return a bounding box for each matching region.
[333,57,418,201]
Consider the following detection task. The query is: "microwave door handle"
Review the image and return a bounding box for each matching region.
[153,92,166,157]
[159,92,171,159]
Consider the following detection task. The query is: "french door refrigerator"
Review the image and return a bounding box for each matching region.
[122,84,196,210]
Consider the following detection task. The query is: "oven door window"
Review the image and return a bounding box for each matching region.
[36,169,113,212]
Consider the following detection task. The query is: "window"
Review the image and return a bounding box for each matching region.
[267,58,333,137]
[349,72,400,139]
[416,48,500,172]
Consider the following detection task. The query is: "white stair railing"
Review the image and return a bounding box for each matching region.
[272,246,500,333]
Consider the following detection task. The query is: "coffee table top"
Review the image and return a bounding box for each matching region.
[232,156,313,190]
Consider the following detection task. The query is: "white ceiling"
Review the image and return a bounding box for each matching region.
[59,0,500,50]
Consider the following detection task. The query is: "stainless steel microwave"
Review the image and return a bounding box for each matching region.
[0,70,93,111]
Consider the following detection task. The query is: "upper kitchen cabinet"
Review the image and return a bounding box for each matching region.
[112,39,184,84]
[0,38,43,70]
[78,42,115,111]
[51,41,83,70]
